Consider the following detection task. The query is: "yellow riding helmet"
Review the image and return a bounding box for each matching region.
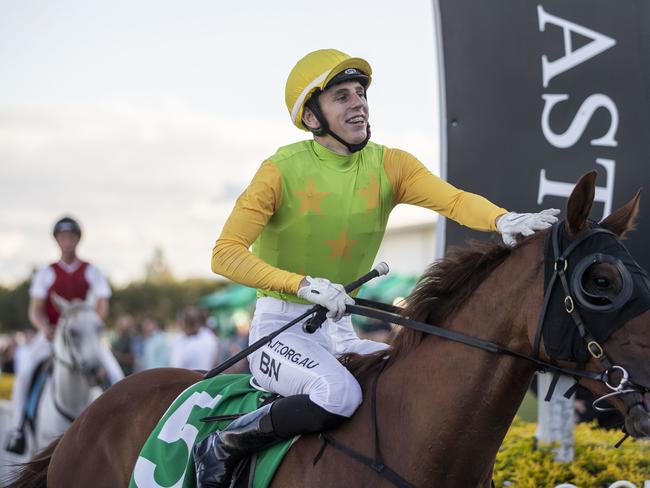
[285,49,372,131]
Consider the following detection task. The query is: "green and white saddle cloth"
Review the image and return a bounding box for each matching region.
[129,374,295,488]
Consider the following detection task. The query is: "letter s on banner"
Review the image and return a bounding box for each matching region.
[541,94,619,148]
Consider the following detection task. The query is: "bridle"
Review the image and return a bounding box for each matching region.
[533,221,649,415]
[313,222,650,487]
[51,309,105,422]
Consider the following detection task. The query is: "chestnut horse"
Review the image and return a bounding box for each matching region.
[8,172,650,488]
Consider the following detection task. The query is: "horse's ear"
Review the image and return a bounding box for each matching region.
[565,171,597,237]
[600,190,642,239]
[51,293,70,313]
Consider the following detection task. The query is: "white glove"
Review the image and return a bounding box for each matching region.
[297,276,355,322]
[496,209,560,247]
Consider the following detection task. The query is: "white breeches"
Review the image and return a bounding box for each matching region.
[248,297,388,418]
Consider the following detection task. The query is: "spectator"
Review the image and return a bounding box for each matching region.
[222,310,251,374]
[140,316,170,370]
[5,216,124,456]
[111,313,137,376]
[170,307,218,371]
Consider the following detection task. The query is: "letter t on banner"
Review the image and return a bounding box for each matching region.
[537,159,615,219]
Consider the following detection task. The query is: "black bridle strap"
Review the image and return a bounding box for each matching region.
[345,302,606,383]
[318,360,415,488]
[534,225,614,360]
[534,271,557,360]
[48,368,77,424]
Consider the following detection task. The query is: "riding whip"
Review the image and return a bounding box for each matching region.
[203,262,390,379]
[303,262,389,333]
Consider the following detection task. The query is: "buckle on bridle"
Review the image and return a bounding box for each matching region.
[554,259,568,272]
[564,296,575,313]
[587,340,604,359]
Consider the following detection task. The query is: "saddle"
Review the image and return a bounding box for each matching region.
[24,358,52,430]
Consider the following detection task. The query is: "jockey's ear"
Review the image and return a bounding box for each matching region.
[51,293,70,313]
[565,171,597,237]
[600,189,642,239]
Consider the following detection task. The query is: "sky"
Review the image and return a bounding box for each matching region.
[0,0,440,286]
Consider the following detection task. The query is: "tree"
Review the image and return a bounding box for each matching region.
[0,278,31,332]
[144,247,174,283]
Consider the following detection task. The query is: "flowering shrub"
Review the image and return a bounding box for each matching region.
[495,418,650,487]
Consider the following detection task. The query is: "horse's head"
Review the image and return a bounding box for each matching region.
[536,171,650,438]
[51,294,106,383]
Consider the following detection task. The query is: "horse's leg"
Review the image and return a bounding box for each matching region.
[47,368,201,488]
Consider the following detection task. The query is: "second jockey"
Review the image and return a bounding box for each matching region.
[5,216,125,455]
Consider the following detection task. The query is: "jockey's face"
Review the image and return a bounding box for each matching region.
[317,80,369,152]
[55,231,80,257]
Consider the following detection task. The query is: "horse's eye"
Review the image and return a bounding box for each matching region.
[69,330,79,338]
[594,277,611,290]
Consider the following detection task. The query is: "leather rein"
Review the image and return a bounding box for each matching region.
[315,224,650,487]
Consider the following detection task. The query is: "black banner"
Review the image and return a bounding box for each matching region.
[434,0,650,270]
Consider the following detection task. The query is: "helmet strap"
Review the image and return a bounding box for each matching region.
[304,93,370,153]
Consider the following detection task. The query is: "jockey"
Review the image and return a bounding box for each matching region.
[193,49,560,487]
[4,216,125,455]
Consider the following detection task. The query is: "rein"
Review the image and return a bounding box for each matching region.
[350,298,613,386]
[311,293,640,487]
[312,223,650,486]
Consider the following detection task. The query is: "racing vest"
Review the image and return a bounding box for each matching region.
[45,261,90,325]
[252,140,391,302]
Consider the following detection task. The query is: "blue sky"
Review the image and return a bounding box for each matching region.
[0,0,440,285]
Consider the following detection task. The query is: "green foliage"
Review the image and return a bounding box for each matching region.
[0,276,225,331]
[495,418,650,487]
[0,279,30,332]
[109,278,226,326]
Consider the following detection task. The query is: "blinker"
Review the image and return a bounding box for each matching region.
[541,221,650,362]
[570,252,634,313]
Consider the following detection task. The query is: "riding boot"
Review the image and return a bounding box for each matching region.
[193,403,283,488]
[4,427,26,455]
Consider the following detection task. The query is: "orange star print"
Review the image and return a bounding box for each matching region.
[295,180,329,214]
[325,229,358,260]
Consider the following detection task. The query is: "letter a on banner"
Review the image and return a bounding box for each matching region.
[537,5,616,87]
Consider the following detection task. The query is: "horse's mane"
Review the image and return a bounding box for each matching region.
[343,239,512,378]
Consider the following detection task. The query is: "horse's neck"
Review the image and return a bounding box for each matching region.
[376,247,541,485]
[52,341,93,415]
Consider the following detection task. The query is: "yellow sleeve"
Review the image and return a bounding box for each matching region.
[211,161,304,294]
[384,148,507,232]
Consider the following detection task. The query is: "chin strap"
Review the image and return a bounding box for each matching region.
[305,93,371,153]
[327,125,371,153]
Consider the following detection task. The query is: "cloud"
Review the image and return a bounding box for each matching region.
[0,97,439,286]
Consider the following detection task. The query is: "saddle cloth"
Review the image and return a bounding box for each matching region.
[25,359,51,428]
[129,374,296,488]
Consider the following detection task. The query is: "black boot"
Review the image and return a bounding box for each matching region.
[193,403,283,488]
[5,427,26,455]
